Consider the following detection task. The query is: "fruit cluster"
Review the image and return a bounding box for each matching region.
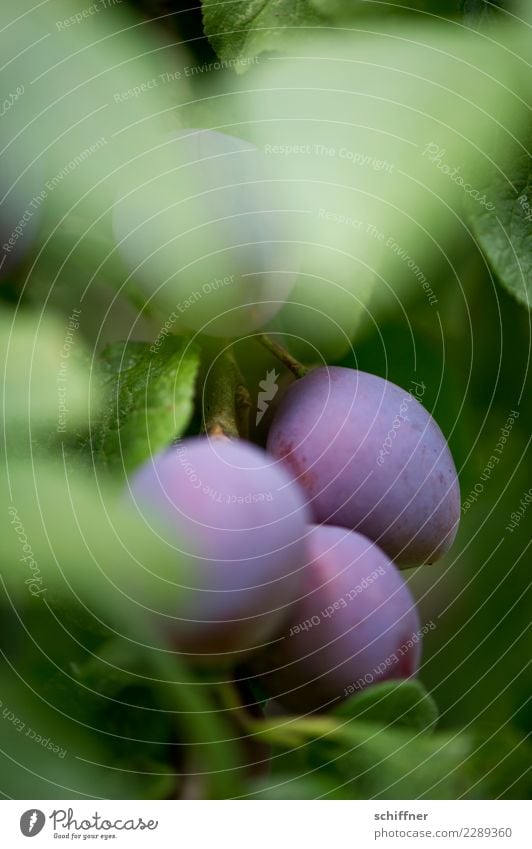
[3,125,460,715]
[130,364,460,714]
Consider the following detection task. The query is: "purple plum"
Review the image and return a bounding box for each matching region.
[129,436,311,663]
[249,524,421,712]
[267,367,460,566]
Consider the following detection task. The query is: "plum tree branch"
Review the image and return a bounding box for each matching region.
[256,333,309,379]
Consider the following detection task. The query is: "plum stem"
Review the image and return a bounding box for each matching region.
[202,345,249,439]
[248,716,345,745]
[257,333,309,379]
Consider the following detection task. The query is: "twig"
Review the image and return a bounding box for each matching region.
[257,333,309,379]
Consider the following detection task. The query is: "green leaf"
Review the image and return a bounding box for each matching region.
[201,0,465,71]
[310,0,461,22]
[201,0,324,69]
[469,144,532,310]
[0,309,96,438]
[333,680,439,733]
[256,712,532,799]
[255,717,472,798]
[320,724,472,798]
[90,336,200,472]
